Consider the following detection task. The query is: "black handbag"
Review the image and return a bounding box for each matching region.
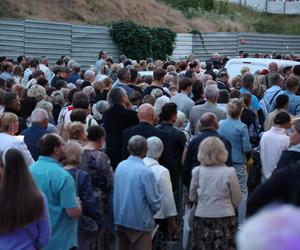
[75,170,98,233]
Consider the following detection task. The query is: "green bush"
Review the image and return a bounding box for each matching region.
[110,21,176,61]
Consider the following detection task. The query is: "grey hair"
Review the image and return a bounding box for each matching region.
[204,84,219,101]
[72,62,81,71]
[31,108,49,123]
[146,136,164,160]
[108,87,127,106]
[67,59,76,69]
[36,100,53,113]
[236,205,300,250]
[50,91,65,106]
[83,86,95,98]
[175,110,186,128]
[92,100,109,120]
[84,70,96,81]
[292,119,300,134]
[127,135,147,156]
[154,96,170,116]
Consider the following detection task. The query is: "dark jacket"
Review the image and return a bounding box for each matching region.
[67,168,102,226]
[122,122,175,186]
[182,129,232,188]
[21,123,49,160]
[143,85,170,98]
[276,150,300,170]
[247,162,300,217]
[156,122,187,191]
[216,80,230,92]
[103,104,139,169]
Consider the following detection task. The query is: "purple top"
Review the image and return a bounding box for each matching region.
[0,193,51,250]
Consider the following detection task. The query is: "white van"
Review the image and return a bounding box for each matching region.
[224,58,300,78]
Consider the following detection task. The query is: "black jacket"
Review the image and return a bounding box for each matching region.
[247,161,300,217]
[103,104,139,169]
[276,150,300,171]
[182,129,232,188]
[156,122,187,190]
[122,122,176,185]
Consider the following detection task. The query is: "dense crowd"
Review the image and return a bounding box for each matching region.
[0,50,300,250]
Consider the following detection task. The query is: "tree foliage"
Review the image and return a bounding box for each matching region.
[110,21,176,61]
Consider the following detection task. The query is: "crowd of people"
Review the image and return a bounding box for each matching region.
[0,49,300,250]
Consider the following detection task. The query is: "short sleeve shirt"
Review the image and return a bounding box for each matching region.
[30,156,78,250]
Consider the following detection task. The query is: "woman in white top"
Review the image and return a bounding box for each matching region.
[0,112,34,165]
[143,136,177,249]
[189,137,242,250]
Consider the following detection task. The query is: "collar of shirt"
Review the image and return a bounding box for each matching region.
[38,156,62,166]
[128,155,145,164]
[270,126,287,134]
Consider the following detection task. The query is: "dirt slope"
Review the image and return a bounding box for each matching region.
[0,0,246,32]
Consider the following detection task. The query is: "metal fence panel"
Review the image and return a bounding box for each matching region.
[193,32,238,60]
[24,20,71,67]
[71,24,120,69]
[238,33,284,55]
[2,18,300,69]
[171,33,193,60]
[0,19,24,59]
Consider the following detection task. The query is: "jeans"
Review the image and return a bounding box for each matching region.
[233,164,248,224]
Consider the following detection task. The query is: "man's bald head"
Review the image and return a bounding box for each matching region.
[269,62,278,73]
[138,103,156,125]
[199,112,219,131]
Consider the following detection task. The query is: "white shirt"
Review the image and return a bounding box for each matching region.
[0,132,34,166]
[143,157,177,219]
[260,126,290,181]
[39,64,52,82]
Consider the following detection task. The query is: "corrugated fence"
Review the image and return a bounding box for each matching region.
[1,18,300,68]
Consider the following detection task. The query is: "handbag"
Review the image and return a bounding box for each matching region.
[75,170,98,233]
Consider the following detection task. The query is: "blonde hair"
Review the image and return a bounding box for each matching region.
[197,137,228,166]
[227,98,243,119]
[0,112,18,132]
[63,141,83,165]
[65,122,86,142]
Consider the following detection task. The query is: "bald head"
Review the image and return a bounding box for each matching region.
[138,103,156,125]
[269,62,278,73]
[199,112,218,131]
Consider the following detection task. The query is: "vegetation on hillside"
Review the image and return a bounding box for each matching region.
[0,0,300,34]
[161,0,300,34]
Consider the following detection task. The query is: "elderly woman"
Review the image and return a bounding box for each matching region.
[219,98,252,223]
[63,141,102,250]
[189,137,241,250]
[143,136,177,249]
[0,112,34,165]
[80,125,114,249]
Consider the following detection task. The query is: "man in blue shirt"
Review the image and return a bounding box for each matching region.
[114,135,161,250]
[22,108,49,160]
[30,133,81,250]
[0,61,13,81]
[272,76,300,116]
[239,73,260,114]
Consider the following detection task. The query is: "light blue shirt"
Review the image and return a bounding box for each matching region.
[0,71,13,81]
[271,89,300,116]
[113,155,161,232]
[240,87,260,111]
[219,118,252,165]
[23,68,33,84]
[263,85,282,112]
[30,156,78,250]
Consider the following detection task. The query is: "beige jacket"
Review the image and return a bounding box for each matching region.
[189,165,242,218]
